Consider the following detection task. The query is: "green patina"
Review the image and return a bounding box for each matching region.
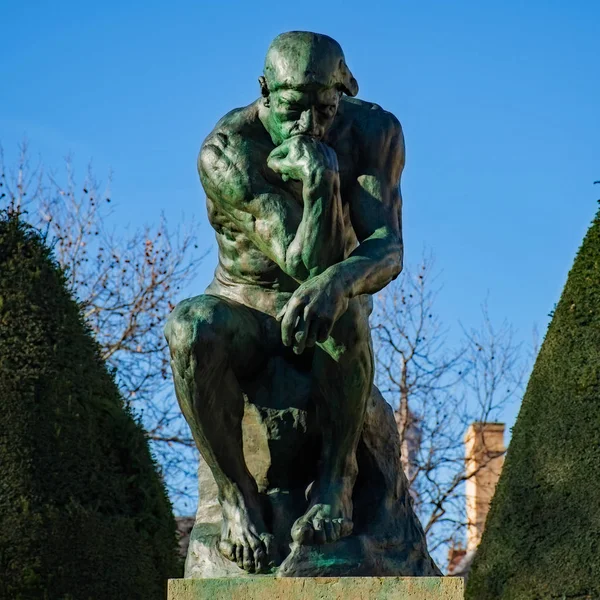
[166,30,438,578]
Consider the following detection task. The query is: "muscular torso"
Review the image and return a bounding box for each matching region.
[201,97,399,315]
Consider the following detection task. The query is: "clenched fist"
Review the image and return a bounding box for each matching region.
[267,135,339,184]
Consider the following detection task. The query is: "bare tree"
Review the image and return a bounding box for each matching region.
[1,142,204,510]
[371,253,527,566]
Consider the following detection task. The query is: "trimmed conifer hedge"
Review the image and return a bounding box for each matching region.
[467,207,600,599]
[0,213,180,600]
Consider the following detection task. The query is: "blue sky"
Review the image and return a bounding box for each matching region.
[2,1,599,438]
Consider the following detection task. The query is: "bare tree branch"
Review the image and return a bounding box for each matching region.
[372,253,528,568]
[1,143,204,511]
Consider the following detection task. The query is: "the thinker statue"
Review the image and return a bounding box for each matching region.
[166,31,440,578]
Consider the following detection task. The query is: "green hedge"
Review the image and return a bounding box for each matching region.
[467,207,600,599]
[0,214,180,600]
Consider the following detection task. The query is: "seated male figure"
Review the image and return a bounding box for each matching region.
[165,31,404,574]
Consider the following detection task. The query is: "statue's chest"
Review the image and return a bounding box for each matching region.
[336,146,358,197]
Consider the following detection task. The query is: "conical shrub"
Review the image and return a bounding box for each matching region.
[467,206,600,599]
[0,213,180,600]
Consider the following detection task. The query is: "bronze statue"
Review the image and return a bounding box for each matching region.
[165,31,439,577]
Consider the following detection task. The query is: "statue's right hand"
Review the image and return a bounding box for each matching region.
[267,135,339,184]
[276,269,349,354]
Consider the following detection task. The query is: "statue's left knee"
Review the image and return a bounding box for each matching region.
[328,299,372,360]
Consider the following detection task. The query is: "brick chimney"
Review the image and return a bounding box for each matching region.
[464,422,505,552]
[447,543,467,574]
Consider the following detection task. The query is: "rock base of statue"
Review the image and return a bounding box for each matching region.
[168,577,464,600]
[185,354,440,578]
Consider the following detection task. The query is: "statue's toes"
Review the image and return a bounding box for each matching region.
[219,531,274,573]
[291,516,315,545]
[322,519,337,543]
[244,535,271,573]
[260,532,275,557]
[218,539,235,561]
[330,518,341,541]
[234,544,250,571]
[313,518,328,544]
[243,546,256,573]
[253,545,267,573]
[339,517,354,538]
[313,517,353,544]
[292,504,354,546]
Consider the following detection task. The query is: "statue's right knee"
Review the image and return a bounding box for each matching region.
[165,295,229,362]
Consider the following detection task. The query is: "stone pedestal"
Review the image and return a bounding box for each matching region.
[168,577,464,600]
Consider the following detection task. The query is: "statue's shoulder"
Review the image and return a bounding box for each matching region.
[198,101,263,196]
[202,101,261,154]
[340,97,402,142]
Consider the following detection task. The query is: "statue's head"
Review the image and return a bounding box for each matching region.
[259,31,358,144]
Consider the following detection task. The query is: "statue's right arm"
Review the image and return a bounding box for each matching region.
[198,132,309,282]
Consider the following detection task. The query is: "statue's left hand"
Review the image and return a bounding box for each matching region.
[276,271,349,354]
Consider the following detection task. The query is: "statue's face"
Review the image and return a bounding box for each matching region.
[268,86,340,144]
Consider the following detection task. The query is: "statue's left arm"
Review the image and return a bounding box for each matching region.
[329,112,404,297]
[278,111,404,352]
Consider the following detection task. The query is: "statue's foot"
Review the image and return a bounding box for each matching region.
[291,502,354,546]
[218,496,273,573]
